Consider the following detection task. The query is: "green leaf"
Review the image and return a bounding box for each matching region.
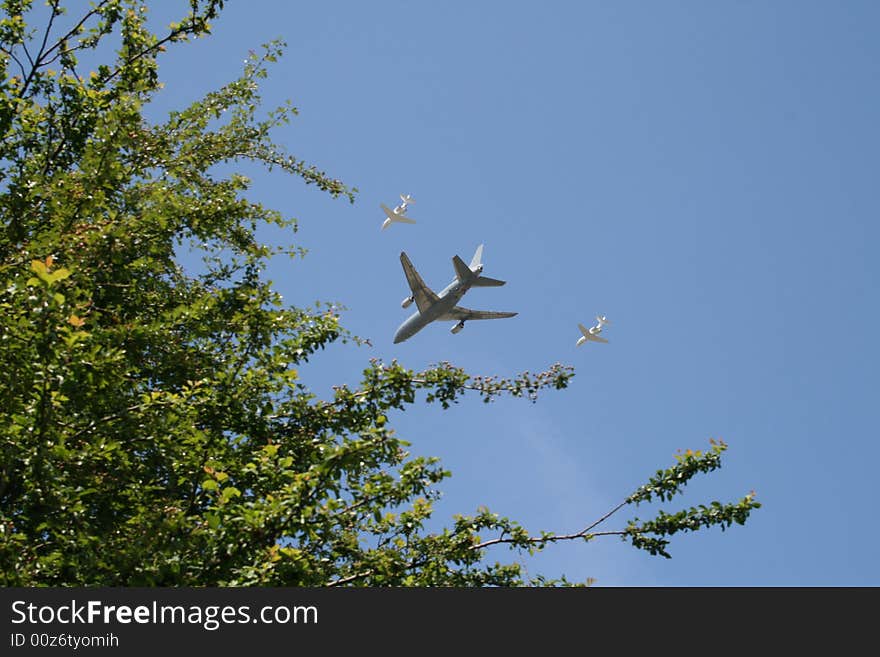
[220,486,242,503]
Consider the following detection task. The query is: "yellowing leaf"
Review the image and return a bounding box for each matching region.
[68,315,86,327]
[49,267,71,283]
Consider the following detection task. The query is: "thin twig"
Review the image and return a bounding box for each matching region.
[471,500,630,551]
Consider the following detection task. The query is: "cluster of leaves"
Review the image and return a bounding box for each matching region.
[0,1,759,586]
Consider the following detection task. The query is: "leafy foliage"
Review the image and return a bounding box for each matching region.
[0,1,759,586]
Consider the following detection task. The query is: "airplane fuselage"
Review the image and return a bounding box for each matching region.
[393,278,472,344]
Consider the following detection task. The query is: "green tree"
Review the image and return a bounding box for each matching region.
[0,1,759,586]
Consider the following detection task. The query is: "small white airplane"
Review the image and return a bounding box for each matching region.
[576,315,610,346]
[381,194,416,230]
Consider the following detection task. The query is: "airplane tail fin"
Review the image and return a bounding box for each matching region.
[452,255,475,284]
[471,276,506,287]
[469,244,484,270]
[456,245,505,285]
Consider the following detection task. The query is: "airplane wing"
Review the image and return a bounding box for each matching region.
[440,306,518,321]
[381,204,416,224]
[400,252,439,313]
[578,324,608,343]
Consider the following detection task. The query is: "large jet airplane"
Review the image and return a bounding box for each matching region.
[393,244,517,343]
[576,315,610,346]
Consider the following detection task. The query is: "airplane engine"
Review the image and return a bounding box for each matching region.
[401,296,414,309]
[451,321,465,334]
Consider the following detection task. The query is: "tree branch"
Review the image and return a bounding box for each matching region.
[0,45,28,80]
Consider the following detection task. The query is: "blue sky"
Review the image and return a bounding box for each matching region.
[149,1,878,585]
